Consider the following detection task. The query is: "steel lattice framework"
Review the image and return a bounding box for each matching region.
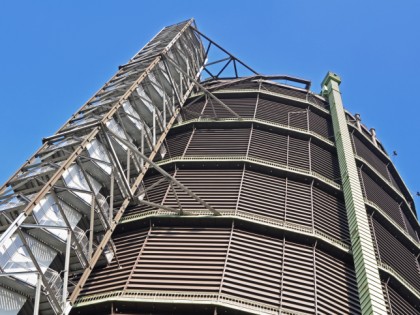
[0,19,207,314]
[1,19,419,315]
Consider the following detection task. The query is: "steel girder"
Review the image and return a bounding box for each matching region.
[0,19,205,315]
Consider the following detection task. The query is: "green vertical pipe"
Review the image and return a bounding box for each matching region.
[322,72,387,315]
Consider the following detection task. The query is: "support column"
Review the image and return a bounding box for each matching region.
[322,72,387,315]
[34,273,42,315]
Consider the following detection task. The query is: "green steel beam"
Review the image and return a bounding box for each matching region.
[323,72,388,315]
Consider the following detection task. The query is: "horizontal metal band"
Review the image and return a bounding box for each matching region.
[120,209,351,253]
[190,87,330,115]
[173,117,335,147]
[356,155,418,220]
[378,262,420,300]
[365,199,419,250]
[157,155,342,191]
[349,123,415,208]
[75,289,311,315]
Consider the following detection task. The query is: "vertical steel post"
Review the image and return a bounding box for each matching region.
[126,149,131,181]
[62,229,71,308]
[141,126,145,167]
[89,197,95,259]
[33,273,42,315]
[109,170,114,222]
[163,93,167,125]
[153,107,156,146]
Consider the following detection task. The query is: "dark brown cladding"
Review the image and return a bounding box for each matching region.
[78,223,360,315]
[371,216,420,292]
[383,282,420,315]
[163,126,340,182]
[125,167,349,244]
[72,78,420,315]
[360,167,419,241]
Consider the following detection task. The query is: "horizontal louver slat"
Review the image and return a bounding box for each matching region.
[309,110,333,139]
[372,217,420,292]
[248,128,287,165]
[164,169,242,211]
[186,128,249,156]
[237,170,286,219]
[285,180,312,226]
[311,143,341,183]
[352,133,389,179]
[385,283,420,315]
[129,227,230,292]
[360,168,405,229]
[313,187,350,244]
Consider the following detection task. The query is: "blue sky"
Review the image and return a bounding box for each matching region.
[0,1,419,213]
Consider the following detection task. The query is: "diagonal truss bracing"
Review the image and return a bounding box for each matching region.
[0,19,206,314]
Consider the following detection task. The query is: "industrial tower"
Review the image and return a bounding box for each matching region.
[0,19,419,315]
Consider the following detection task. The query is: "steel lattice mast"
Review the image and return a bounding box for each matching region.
[0,18,259,315]
[0,19,205,314]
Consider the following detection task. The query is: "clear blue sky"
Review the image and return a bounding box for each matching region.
[0,1,419,214]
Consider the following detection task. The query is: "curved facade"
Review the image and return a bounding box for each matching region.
[0,20,418,315]
[72,77,420,314]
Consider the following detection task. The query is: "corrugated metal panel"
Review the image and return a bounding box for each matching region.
[285,180,312,227]
[183,93,333,141]
[260,83,307,101]
[389,172,401,194]
[288,110,308,130]
[384,283,420,315]
[214,97,257,118]
[79,229,149,296]
[287,137,309,170]
[221,229,282,306]
[181,99,206,120]
[127,227,230,291]
[372,217,420,292]
[126,165,349,242]
[200,98,238,119]
[307,94,329,109]
[165,169,243,211]
[311,143,341,184]
[185,128,250,156]
[401,204,420,241]
[125,172,169,216]
[256,97,306,128]
[313,187,349,244]
[78,223,361,314]
[281,241,315,314]
[248,128,288,165]
[352,133,389,179]
[237,170,286,220]
[316,250,361,314]
[360,168,405,229]
[163,126,340,183]
[308,109,333,139]
[165,130,192,158]
[225,81,260,90]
